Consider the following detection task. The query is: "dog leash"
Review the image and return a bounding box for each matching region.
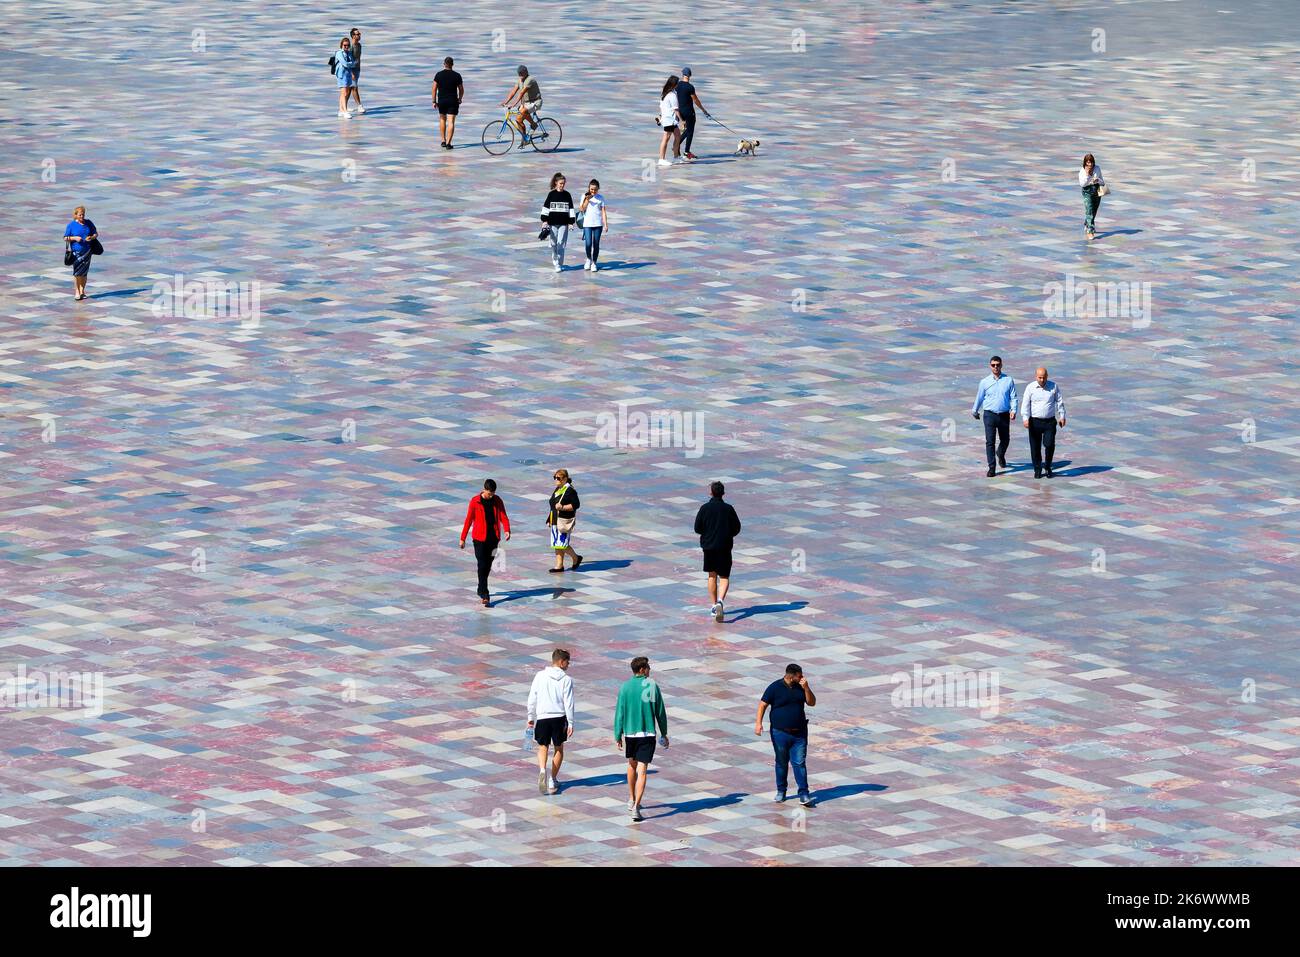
[701,111,746,138]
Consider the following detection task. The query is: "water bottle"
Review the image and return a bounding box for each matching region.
[522,725,536,752]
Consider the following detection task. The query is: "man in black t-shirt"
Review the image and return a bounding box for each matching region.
[755,663,817,806]
[676,67,708,160]
[433,56,464,149]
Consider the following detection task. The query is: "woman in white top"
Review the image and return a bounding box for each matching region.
[658,76,682,167]
[1079,153,1106,240]
[578,179,609,271]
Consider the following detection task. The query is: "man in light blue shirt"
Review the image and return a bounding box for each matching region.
[971,355,1018,477]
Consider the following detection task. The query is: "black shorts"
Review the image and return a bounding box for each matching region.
[533,716,568,748]
[702,548,733,578]
[624,736,656,764]
[437,102,458,116]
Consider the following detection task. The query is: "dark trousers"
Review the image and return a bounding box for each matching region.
[1082,185,1101,231]
[982,410,1010,468]
[1027,417,1057,474]
[473,539,498,597]
[681,112,697,153]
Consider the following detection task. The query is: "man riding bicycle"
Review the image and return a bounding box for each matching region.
[501,65,542,147]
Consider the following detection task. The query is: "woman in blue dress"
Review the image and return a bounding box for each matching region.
[334,37,356,118]
[63,205,98,300]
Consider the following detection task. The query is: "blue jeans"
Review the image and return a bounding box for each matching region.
[583,225,602,263]
[771,729,809,798]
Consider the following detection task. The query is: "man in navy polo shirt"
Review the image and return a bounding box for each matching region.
[755,663,817,806]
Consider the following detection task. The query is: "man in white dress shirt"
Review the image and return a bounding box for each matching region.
[1020,367,1066,479]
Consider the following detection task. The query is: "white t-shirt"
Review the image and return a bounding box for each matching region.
[1079,164,1104,187]
[580,193,605,227]
[660,91,679,125]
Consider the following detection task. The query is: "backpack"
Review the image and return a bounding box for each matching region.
[328,54,337,72]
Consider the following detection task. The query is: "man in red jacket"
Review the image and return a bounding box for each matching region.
[459,479,511,606]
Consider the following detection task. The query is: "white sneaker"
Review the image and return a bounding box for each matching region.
[337,111,352,119]
[354,105,366,113]
[584,259,592,270]
[538,770,548,795]
[553,264,562,273]
[714,601,725,623]
[627,798,636,812]
[590,262,599,272]
[657,158,672,167]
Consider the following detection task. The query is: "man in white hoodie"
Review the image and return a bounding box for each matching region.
[527,648,575,795]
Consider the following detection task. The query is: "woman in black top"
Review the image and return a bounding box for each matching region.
[546,468,583,572]
[540,172,576,273]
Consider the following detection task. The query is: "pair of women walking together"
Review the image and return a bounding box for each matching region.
[540,173,609,272]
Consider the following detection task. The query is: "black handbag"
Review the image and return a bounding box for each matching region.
[90,238,104,255]
[64,246,74,266]
[538,225,551,241]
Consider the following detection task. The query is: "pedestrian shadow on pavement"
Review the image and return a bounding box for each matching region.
[726,601,808,623]
[352,104,413,116]
[590,260,655,270]
[811,783,888,803]
[88,287,152,300]
[647,792,746,819]
[1093,228,1143,239]
[557,773,626,789]
[573,559,632,572]
[1056,464,1112,477]
[491,586,575,605]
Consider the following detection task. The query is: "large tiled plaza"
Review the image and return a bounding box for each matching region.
[1,0,1297,866]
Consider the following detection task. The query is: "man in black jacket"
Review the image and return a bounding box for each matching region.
[694,481,741,623]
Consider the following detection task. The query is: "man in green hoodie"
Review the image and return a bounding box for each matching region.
[613,656,669,823]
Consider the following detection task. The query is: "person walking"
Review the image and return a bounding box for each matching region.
[539,172,576,273]
[546,468,583,572]
[346,28,366,113]
[577,179,608,271]
[694,481,741,622]
[613,656,669,823]
[1020,367,1067,479]
[332,37,357,118]
[676,67,708,160]
[433,56,463,148]
[658,75,682,166]
[527,648,575,795]
[755,663,816,807]
[971,355,1018,477]
[459,478,511,606]
[1079,153,1106,240]
[501,65,542,147]
[63,205,99,301]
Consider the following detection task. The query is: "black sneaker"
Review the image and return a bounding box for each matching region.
[997,455,1007,469]
[1045,468,1054,478]
[799,795,816,808]
[986,467,996,478]
[1034,472,1043,479]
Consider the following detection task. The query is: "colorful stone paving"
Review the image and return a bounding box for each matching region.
[1,0,1298,866]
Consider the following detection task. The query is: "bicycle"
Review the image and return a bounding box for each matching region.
[482,107,563,155]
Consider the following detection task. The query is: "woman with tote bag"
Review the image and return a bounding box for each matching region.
[546,468,583,572]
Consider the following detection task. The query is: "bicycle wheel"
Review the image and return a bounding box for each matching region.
[482,119,515,156]
[530,117,563,153]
